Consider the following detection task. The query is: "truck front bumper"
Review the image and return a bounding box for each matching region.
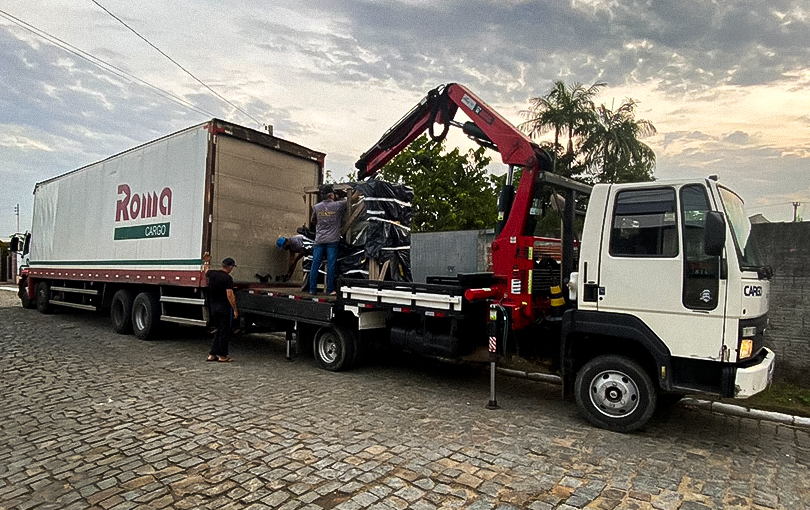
[734,347,776,398]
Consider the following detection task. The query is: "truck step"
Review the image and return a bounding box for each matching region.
[49,300,98,311]
[160,296,206,305]
[51,286,99,295]
[160,315,207,326]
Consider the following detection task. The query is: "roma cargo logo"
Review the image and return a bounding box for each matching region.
[113,184,172,240]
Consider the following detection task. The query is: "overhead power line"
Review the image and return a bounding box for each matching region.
[0,9,219,119]
[91,0,261,126]
[754,201,808,209]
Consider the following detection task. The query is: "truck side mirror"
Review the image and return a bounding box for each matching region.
[10,237,18,252]
[704,211,726,257]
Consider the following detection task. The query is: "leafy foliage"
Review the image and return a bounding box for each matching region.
[376,135,497,232]
[520,81,657,183]
[579,99,657,183]
[520,81,604,178]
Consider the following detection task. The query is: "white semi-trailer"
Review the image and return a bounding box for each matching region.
[17,119,324,339]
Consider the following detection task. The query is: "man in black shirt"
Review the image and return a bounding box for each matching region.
[205,255,239,362]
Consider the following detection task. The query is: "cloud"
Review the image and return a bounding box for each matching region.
[2,0,810,233]
[723,131,749,144]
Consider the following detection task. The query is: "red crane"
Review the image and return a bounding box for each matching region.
[356,83,590,330]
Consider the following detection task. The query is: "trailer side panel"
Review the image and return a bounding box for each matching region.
[29,125,209,283]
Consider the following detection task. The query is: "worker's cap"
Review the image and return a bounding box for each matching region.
[222,257,237,267]
[321,184,334,195]
[276,237,287,249]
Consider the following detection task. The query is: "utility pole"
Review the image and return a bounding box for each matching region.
[14,203,20,232]
[793,202,801,222]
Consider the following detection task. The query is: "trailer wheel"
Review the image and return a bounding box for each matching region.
[35,282,52,314]
[111,289,134,334]
[132,292,160,340]
[574,355,656,433]
[313,324,355,372]
[19,278,35,309]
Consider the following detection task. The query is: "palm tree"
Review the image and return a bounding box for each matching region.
[579,98,657,183]
[519,81,605,176]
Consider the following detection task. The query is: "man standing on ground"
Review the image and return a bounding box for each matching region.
[310,184,346,295]
[204,254,238,362]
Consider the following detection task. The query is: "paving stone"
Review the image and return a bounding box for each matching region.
[0,289,808,510]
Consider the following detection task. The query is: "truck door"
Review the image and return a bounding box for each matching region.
[596,184,726,360]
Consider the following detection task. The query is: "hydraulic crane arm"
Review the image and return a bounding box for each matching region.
[355,83,549,180]
[355,83,589,331]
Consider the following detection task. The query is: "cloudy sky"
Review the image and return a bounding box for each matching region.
[2,0,810,237]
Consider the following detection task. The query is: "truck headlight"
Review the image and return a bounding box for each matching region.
[739,339,753,360]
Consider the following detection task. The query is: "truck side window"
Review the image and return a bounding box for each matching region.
[609,188,677,257]
[681,185,719,310]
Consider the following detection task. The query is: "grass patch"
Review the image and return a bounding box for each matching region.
[739,382,810,418]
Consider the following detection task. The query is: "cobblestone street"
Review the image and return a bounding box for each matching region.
[1,289,808,510]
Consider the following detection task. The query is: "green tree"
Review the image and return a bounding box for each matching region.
[377,135,496,232]
[579,99,657,183]
[519,81,604,177]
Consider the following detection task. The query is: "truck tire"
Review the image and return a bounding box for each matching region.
[111,289,134,334]
[19,278,36,309]
[574,355,656,433]
[35,282,52,314]
[132,292,160,340]
[313,324,356,372]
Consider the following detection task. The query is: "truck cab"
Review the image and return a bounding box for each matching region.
[565,177,775,431]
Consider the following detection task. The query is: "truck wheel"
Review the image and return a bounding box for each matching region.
[35,282,52,314]
[132,292,160,340]
[111,289,134,334]
[574,355,656,433]
[313,324,355,372]
[19,279,36,309]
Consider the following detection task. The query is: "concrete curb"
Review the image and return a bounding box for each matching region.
[495,367,810,430]
[680,398,810,430]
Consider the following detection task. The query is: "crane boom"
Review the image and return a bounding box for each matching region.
[355,83,589,330]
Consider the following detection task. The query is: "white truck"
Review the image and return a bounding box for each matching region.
[236,83,775,432]
[17,119,325,338]
[19,86,776,432]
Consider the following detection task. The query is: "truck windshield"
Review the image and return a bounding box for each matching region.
[718,187,761,269]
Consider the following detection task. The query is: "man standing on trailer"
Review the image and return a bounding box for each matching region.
[309,184,346,295]
[205,255,239,362]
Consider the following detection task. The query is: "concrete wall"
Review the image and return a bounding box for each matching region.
[751,222,810,385]
[411,230,494,283]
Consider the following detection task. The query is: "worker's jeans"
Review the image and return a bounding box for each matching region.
[209,308,232,357]
[310,241,339,293]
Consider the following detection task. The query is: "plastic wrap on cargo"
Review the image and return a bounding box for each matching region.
[353,180,414,224]
[381,246,412,282]
[338,247,368,279]
[303,179,413,284]
[364,219,410,259]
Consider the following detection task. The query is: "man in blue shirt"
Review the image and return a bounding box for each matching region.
[277,234,305,282]
[310,185,346,295]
